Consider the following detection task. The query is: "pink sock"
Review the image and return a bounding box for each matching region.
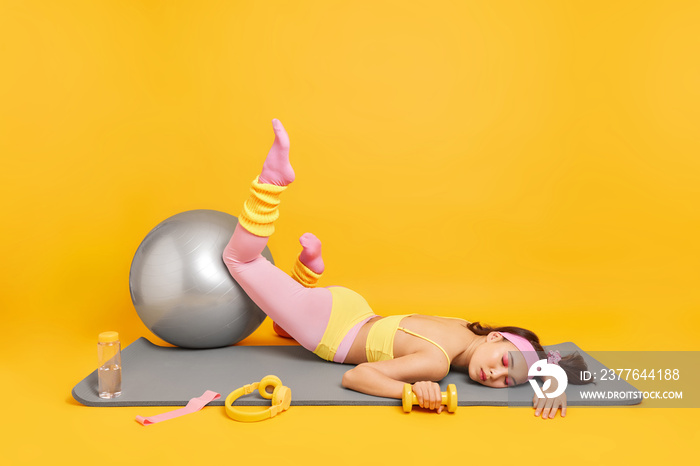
[258,119,295,186]
[299,233,325,274]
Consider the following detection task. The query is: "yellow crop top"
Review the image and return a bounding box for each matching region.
[365,314,465,374]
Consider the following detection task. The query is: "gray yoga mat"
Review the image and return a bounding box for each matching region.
[72,338,641,407]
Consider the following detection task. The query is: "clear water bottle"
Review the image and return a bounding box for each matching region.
[97,331,122,399]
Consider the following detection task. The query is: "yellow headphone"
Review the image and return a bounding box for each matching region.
[225,375,292,422]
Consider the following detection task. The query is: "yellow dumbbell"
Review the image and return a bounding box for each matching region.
[402,383,458,413]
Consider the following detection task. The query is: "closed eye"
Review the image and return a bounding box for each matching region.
[507,352,518,386]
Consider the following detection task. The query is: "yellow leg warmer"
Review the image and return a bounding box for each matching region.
[291,256,323,288]
[238,176,287,237]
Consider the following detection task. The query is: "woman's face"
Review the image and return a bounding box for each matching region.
[468,332,530,387]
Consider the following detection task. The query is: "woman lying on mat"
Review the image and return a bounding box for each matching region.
[223,119,591,418]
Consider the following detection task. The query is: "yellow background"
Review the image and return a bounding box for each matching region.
[1,0,698,464]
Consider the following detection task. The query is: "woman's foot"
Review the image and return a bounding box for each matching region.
[299,233,325,274]
[259,119,295,186]
[273,321,293,339]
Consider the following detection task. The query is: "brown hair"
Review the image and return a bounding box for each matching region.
[467,322,593,385]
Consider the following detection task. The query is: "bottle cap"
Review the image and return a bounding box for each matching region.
[98,331,119,343]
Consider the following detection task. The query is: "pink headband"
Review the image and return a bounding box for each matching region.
[499,332,540,380]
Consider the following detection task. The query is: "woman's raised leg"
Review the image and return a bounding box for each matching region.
[222,119,333,352]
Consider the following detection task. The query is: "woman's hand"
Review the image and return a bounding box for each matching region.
[411,381,444,413]
[532,392,567,419]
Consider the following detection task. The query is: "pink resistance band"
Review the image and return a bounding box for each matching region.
[136,390,221,426]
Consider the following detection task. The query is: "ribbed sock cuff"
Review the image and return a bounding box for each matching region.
[291,255,323,287]
[238,176,287,237]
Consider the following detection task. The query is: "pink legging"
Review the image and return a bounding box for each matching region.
[223,225,368,362]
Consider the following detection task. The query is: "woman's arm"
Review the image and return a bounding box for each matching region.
[341,352,448,411]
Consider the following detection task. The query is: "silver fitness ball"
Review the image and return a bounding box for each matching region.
[129,209,270,348]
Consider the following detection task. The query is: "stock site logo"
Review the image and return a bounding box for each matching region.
[528,359,568,398]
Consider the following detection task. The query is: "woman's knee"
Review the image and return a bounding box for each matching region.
[223,226,270,267]
[222,244,244,273]
[222,247,268,280]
